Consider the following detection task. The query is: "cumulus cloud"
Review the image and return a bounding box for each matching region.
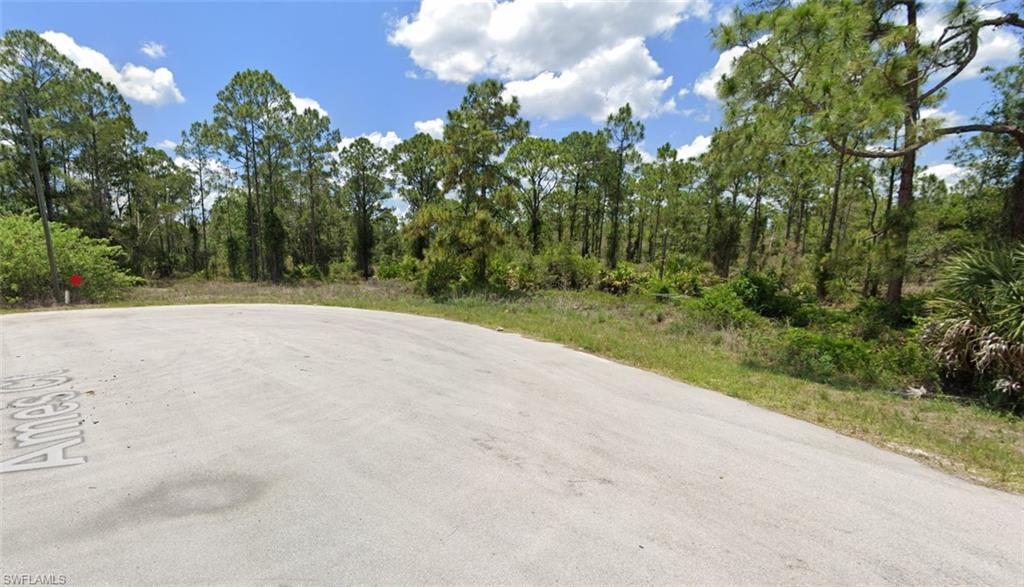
[920,106,964,126]
[414,118,444,139]
[505,38,676,121]
[155,139,177,151]
[676,134,712,159]
[290,93,328,117]
[639,133,712,163]
[40,31,184,106]
[140,42,166,59]
[693,35,768,101]
[389,0,709,120]
[716,4,736,25]
[338,131,402,151]
[922,163,965,184]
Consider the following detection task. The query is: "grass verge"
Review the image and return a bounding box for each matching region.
[6,278,1023,493]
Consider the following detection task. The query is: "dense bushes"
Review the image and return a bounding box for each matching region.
[0,214,139,305]
[753,328,932,389]
[851,295,927,337]
[728,271,807,324]
[409,243,605,298]
[760,329,875,385]
[488,251,541,294]
[417,252,464,297]
[597,265,647,295]
[644,271,704,297]
[541,245,601,290]
[693,284,764,328]
[376,255,420,281]
[920,246,1024,411]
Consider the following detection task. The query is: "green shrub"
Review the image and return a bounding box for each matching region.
[762,328,878,386]
[756,327,935,390]
[798,304,849,330]
[597,265,647,295]
[874,335,938,388]
[643,271,703,298]
[327,261,361,283]
[288,263,324,282]
[665,254,713,276]
[0,214,139,305]
[789,280,816,303]
[643,276,674,297]
[694,284,764,328]
[852,295,928,338]
[377,255,420,281]
[670,271,704,296]
[920,246,1024,410]
[489,252,540,294]
[417,252,464,297]
[729,271,806,323]
[541,245,601,289]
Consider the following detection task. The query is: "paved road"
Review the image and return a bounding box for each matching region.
[1,305,1021,585]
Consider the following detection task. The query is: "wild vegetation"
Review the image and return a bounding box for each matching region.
[2,2,1022,420]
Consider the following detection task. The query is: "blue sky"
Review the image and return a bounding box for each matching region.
[3,1,1020,181]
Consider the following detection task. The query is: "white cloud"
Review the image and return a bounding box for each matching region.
[693,35,768,101]
[639,134,712,162]
[384,197,410,218]
[289,93,328,117]
[140,42,166,59]
[505,38,675,121]
[389,0,709,120]
[156,139,177,151]
[716,5,736,25]
[919,7,1021,80]
[414,118,444,139]
[676,134,712,159]
[638,148,655,164]
[922,163,965,184]
[338,131,402,152]
[40,31,185,106]
[920,106,964,126]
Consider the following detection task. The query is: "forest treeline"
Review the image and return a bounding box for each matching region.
[2,2,1022,409]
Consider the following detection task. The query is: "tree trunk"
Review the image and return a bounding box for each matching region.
[530,187,542,253]
[1006,155,1024,242]
[884,2,920,306]
[569,177,581,241]
[20,97,61,304]
[581,204,591,257]
[40,163,56,220]
[648,205,661,261]
[658,230,668,279]
[746,191,762,272]
[309,168,318,268]
[199,168,209,272]
[884,148,915,305]
[816,146,847,300]
[245,151,259,282]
